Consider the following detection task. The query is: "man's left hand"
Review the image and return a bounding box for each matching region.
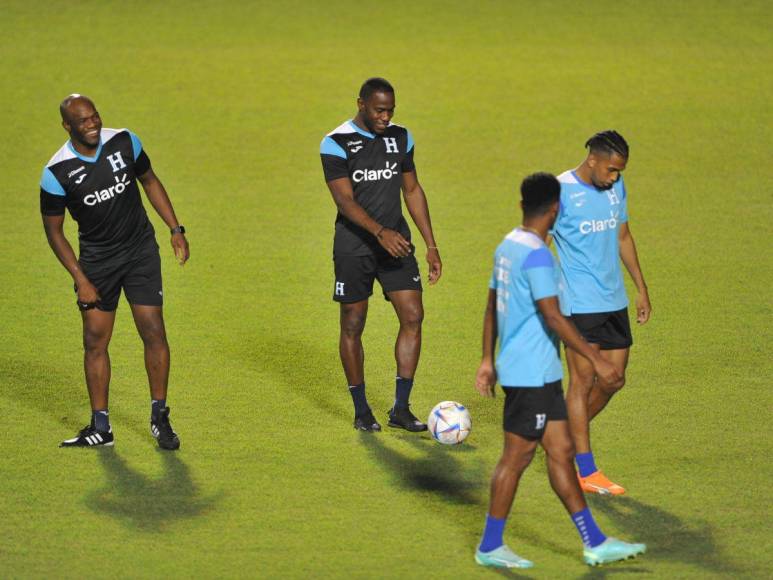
[636,289,651,324]
[427,248,442,284]
[172,233,189,265]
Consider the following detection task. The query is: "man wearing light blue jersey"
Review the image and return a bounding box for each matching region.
[474,173,646,568]
[552,131,652,495]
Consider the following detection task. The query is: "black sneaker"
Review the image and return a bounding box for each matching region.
[150,407,180,450]
[354,409,382,432]
[60,424,114,447]
[388,406,427,432]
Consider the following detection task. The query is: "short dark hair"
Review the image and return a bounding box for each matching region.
[585,130,629,159]
[521,172,560,218]
[359,77,394,100]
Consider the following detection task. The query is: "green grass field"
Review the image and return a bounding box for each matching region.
[2,0,771,577]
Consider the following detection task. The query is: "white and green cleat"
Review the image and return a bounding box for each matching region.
[584,538,646,566]
[475,545,534,569]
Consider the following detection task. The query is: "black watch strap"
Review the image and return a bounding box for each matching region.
[171,225,186,235]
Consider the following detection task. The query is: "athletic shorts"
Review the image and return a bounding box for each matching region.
[502,380,568,439]
[75,240,163,312]
[569,307,633,350]
[332,248,422,303]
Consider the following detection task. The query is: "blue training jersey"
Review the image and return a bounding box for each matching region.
[552,170,629,315]
[489,228,563,387]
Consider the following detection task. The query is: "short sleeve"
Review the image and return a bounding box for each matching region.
[522,247,558,301]
[320,137,349,181]
[40,167,66,215]
[549,188,566,236]
[401,147,415,173]
[617,177,628,223]
[134,150,151,176]
[128,130,143,160]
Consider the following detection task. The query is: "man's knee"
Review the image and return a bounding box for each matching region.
[568,374,595,395]
[600,374,626,395]
[137,318,168,348]
[501,444,537,474]
[340,306,367,338]
[83,329,110,355]
[399,303,424,331]
[546,437,576,464]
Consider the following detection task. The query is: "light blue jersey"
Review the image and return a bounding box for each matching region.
[489,229,562,387]
[552,170,629,315]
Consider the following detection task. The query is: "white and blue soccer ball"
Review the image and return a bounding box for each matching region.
[428,401,471,445]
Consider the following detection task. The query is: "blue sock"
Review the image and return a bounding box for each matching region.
[151,399,166,419]
[394,376,414,410]
[92,410,110,432]
[478,514,506,553]
[576,452,598,477]
[349,384,369,417]
[571,507,607,548]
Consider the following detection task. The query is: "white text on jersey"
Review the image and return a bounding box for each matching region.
[84,174,129,206]
[352,161,399,183]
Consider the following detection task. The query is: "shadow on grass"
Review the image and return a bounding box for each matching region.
[239,335,347,418]
[85,448,221,532]
[579,495,740,578]
[358,431,484,506]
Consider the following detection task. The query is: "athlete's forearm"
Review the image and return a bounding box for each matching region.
[481,290,498,362]
[42,220,89,284]
[140,175,181,230]
[619,229,647,292]
[327,180,382,236]
[403,184,437,248]
[537,297,600,365]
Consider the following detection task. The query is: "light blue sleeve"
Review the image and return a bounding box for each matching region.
[618,176,628,223]
[406,129,414,152]
[40,167,66,196]
[128,130,143,161]
[550,187,568,236]
[320,136,347,159]
[523,248,557,301]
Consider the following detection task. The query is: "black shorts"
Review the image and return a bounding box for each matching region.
[332,249,422,303]
[569,307,633,350]
[502,380,568,439]
[76,240,163,312]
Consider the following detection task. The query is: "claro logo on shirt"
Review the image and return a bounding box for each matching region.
[84,174,128,206]
[352,161,398,183]
[579,210,619,235]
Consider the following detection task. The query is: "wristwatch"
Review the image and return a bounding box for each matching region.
[170,225,186,235]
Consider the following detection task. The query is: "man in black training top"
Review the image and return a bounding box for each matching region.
[320,77,442,432]
[40,94,189,449]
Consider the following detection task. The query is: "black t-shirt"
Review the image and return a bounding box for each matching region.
[320,120,416,256]
[40,128,155,265]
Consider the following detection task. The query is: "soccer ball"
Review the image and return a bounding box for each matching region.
[428,401,471,445]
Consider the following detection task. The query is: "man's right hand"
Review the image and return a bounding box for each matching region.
[593,356,622,388]
[76,278,100,307]
[377,228,412,258]
[475,360,497,398]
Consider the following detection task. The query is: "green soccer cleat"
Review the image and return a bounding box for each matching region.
[583,537,646,566]
[475,545,534,569]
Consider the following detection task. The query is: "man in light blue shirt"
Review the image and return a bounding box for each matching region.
[552,131,652,495]
[474,173,646,569]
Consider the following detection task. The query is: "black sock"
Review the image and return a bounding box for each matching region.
[394,376,414,410]
[92,410,110,432]
[349,384,369,417]
[151,399,166,419]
